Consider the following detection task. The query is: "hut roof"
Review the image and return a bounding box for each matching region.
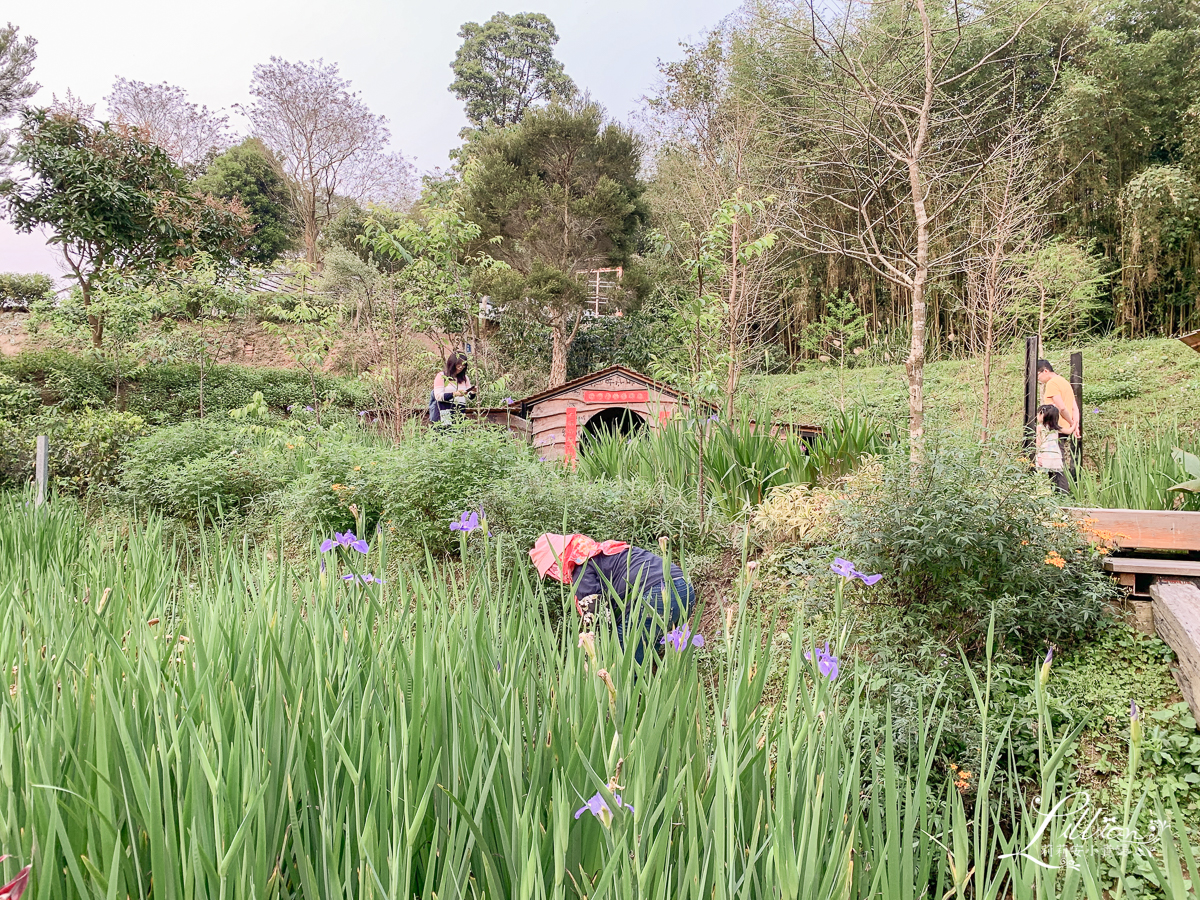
[1181,330,1200,354]
[515,365,690,416]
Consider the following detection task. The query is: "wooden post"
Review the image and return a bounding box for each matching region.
[1023,336,1040,457]
[1069,351,1083,470]
[35,435,48,506]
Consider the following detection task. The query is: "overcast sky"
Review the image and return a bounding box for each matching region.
[1,0,739,278]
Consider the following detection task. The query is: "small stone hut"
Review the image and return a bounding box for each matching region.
[516,366,700,462]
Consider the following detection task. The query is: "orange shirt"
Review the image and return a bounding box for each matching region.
[1041,373,1078,433]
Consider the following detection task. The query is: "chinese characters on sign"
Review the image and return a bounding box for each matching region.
[564,408,578,466]
[582,390,650,403]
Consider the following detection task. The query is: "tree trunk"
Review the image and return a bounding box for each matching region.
[981,304,994,442]
[549,319,569,388]
[80,280,104,348]
[904,0,934,464]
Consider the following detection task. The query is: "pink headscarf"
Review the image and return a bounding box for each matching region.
[530,533,630,584]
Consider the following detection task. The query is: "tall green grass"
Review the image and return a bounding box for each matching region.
[0,495,1193,898]
[579,409,889,519]
[1071,423,1200,511]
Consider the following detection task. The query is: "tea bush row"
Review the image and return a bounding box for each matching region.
[119,419,699,554]
[0,350,371,422]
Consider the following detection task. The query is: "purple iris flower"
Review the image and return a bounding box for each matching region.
[287,404,295,412]
[342,572,385,585]
[504,397,514,406]
[451,510,480,533]
[707,413,720,423]
[830,557,882,586]
[661,625,704,651]
[304,405,314,412]
[805,642,840,680]
[321,531,370,554]
[451,508,487,535]
[574,791,634,825]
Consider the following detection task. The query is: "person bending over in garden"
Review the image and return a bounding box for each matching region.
[430,352,476,423]
[530,533,695,664]
[1036,404,1069,494]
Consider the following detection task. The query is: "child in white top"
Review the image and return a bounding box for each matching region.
[1036,404,1068,494]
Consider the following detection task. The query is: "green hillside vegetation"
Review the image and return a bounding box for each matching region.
[751,338,1200,450]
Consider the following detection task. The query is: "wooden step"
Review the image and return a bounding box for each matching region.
[1067,508,1200,553]
[1151,578,1200,722]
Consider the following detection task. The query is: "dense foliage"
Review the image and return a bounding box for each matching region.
[0,272,51,308]
[449,11,574,130]
[2,109,247,345]
[194,137,297,266]
[845,443,1117,652]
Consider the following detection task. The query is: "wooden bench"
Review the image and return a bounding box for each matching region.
[1066,507,1200,553]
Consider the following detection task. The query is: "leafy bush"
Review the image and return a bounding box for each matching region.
[45,409,150,492]
[279,422,530,551]
[0,272,54,309]
[844,442,1117,652]
[121,419,295,519]
[0,372,40,421]
[0,351,372,423]
[480,463,699,552]
[0,408,148,492]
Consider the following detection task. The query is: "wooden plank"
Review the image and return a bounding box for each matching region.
[35,435,48,507]
[1023,336,1040,457]
[1070,351,1083,472]
[1104,557,1200,576]
[1151,578,1200,721]
[1067,508,1200,552]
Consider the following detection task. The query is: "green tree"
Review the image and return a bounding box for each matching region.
[359,195,486,357]
[464,100,645,386]
[449,12,575,130]
[0,22,37,170]
[195,138,298,267]
[3,109,247,346]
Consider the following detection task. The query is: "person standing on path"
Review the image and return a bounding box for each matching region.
[1037,359,1079,478]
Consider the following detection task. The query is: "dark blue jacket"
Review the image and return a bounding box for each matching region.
[572,547,684,603]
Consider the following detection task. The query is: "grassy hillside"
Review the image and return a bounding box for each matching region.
[747,337,1200,453]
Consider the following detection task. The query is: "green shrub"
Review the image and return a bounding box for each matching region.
[480,463,699,553]
[1083,370,1140,404]
[0,350,115,410]
[0,351,373,424]
[45,409,150,492]
[844,442,1116,652]
[277,422,531,551]
[121,419,294,518]
[0,408,148,492]
[0,272,54,308]
[0,372,40,421]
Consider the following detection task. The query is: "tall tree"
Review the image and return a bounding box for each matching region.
[240,57,413,265]
[645,27,787,408]
[194,138,297,267]
[450,12,575,130]
[465,100,645,386]
[759,0,1056,460]
[2,108,247,346]
[105,78,232,172]
[0,23,37,171]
